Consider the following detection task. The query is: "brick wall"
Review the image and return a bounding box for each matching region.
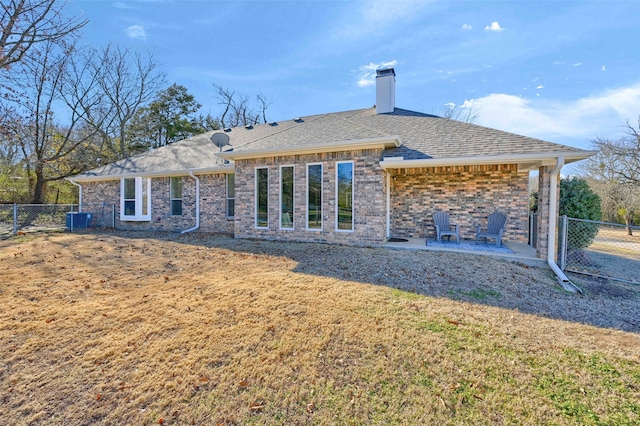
[233,149,387,246]
[81,174,233,234]
[199,174,234,234]
[536,166,557,259]
[389,164,529,243]
[80,161,532,247]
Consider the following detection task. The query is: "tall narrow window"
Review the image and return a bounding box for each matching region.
[256,167,269,228]
[307,163,322,230]
[336,161,353,231]
[123,178,136,216]
[226,173,235,218]
[280,166,294,229]
[121,177,151,221]
[170,177,182,216]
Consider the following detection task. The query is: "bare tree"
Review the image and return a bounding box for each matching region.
[583,117,640,235]
[256,93,270,124]
[3,39,106,202]
[592,119,640,185]
[213,84,269,128]
[0,0,87,70]
[85,44,166,159]
[440,102,480,124]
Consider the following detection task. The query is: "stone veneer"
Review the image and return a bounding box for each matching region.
[233,149,388,246]
[81,174,233,234]
[389,164,529,243]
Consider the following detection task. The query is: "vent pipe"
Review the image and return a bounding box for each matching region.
[376,68,396,114]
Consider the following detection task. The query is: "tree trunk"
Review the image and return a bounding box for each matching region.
[31,165,46,204]
[624,210,634,236]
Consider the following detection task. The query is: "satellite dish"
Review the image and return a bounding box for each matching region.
[210,133,230,151]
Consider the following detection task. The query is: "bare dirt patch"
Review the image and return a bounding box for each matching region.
[1,231,639,425]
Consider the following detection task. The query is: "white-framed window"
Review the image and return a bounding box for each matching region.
[170,177,182,216]
[226,173,235,218]
[121,177,151,221]
[280,165,294,230]
[306,163,322,230]
[255,167,269,228]
[336,161,354,232]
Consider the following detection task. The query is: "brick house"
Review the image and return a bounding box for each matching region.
[70,68,595,261]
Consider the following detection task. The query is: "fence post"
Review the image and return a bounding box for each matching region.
[559,215,568,270]
[13,203,18,235]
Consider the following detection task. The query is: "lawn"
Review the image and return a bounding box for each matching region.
[1,231,639,425]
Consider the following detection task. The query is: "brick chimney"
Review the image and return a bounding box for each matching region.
[375,68,395,114]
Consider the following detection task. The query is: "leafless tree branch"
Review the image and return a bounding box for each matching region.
[0,0,87,70]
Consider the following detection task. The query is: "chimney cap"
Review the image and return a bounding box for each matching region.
[376,67,395,77]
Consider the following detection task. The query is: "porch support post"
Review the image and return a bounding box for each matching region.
[536,166,553,259]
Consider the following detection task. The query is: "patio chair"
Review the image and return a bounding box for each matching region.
[432,211,460,243]
[475,212,507,247]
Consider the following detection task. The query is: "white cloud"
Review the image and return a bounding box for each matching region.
[113,2,133,9]
[536,85,544,89]
[573,62,582,67]
[460,100,474,109]
[463,84,640,144]
[601,65,606,71]
[125,25,147,39]
[462,24,472,30]
[334,0,430,42]
[484,21,504,32]
[355,60,397,87]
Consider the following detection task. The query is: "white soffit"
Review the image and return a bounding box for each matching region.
[379,151,597,171]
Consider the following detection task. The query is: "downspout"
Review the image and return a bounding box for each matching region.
[68,178,83,212]
[547,157,582,293]
[181,171,200,234]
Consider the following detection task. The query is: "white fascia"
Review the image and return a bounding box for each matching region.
[379,151,598,170]
[69,165,235,183]
[216,136,402,160]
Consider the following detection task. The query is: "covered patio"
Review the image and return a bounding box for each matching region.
[383,237,545,267]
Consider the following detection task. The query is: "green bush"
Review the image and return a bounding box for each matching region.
[529,191,538,212]
[559,177,602,250]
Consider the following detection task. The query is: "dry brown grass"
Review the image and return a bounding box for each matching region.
[1,231,639,425]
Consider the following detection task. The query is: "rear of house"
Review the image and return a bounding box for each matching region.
[71,68,595,260]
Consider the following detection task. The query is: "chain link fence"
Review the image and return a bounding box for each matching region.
[0,203,115,238]
[528,212,538,248]
[559,215,640,284]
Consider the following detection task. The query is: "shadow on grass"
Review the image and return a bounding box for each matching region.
[31,229,640,333]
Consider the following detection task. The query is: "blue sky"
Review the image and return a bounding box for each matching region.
[72,0,640,150]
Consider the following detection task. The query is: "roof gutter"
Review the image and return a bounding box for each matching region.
[547,156,582,293]
[217,136,402,160]
[66,178,83,212]
[181,171,200,234]
[379,151,598,169]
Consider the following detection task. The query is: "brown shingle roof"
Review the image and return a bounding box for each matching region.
[74,107,588,180]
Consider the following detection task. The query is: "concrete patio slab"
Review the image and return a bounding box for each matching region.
[383,237,546,267]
